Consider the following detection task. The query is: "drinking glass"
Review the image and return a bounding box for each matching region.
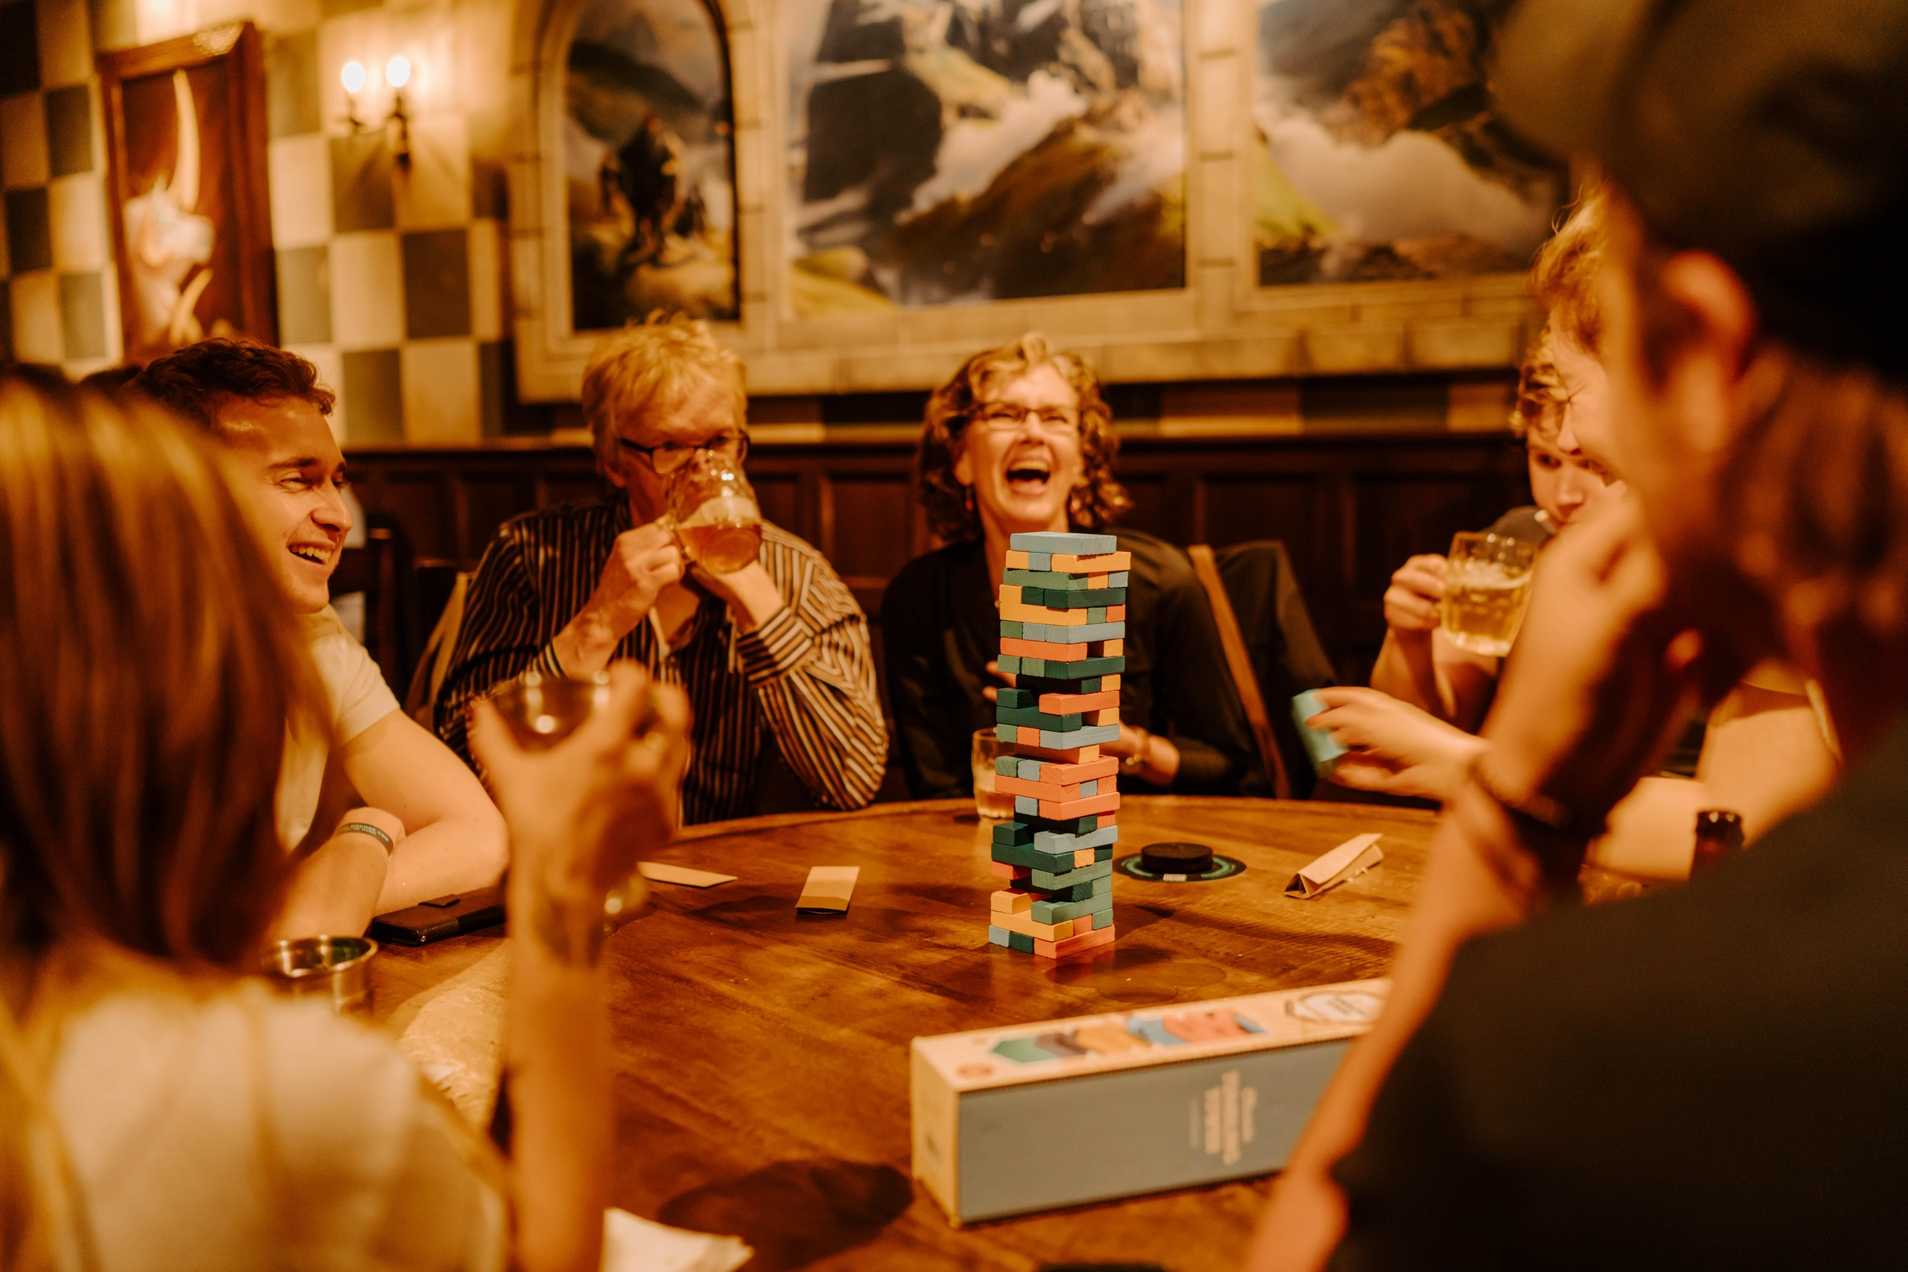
[664,451,763,575]
[1440,532,1538,657]
[972,728,1016,819]
[486,670,650,922]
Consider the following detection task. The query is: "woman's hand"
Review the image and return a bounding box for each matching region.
[469,663,691,900]
[1383,554,1448,637]
[1306,686,1486,801]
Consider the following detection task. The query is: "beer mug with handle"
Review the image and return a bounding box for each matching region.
[664,449,762,575]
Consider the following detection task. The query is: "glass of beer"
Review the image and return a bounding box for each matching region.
[972,728,1016,819]
[1440,532,1537,657]
[665,451,763,575]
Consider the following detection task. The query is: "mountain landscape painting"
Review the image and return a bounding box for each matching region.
[783,0,1188,316]
[1253,0,1565,286]
[566,0,739,327]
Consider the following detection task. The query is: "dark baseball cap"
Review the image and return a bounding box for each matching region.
[1494,0,1908,371]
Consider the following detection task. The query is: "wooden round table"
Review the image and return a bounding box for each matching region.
[375,796,1437,1270]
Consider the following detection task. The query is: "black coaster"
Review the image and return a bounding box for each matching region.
[1115,841,1245,883]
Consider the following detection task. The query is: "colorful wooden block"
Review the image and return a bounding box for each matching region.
[992,820,1035,847]
[1016,754,1119,784]
[1000,636,1089,661]
[1003,550,1052,570]
[996,705,1087,731]
[1008,930,1036,954]
[1038,791,1120,820]
[1006,740,1102,764]
[1109,572,1129,587]
[1031,724,1122,750]
[996,585,1023,607]
[990,889,1033,915]
[994,755,1021,777]
[1030,887,1113,924]
[1034,689,1119,715]
[1088,708,1119,726]
[1079,780,1099,796]
[1003,568,1092,590]
[988,925,1012,948]
[999,655,1022,675]
[1106,605,1125,621]
[1031,876,1107,903]
[1034,926,1117,959]
[1098,639,1123,657]
[1017,620,1127,644]
[1001,599,1089,626]
[996,688,1033,709]
[1024,586,1126,609]
[1050,550,1131,573]
[996,774,1094,803]
[1011,531,1119,555]
[989,861,1031,880]
[1030,859,1113,890]
[999,620,1025,638]
[1031,825,1119,854]
[992,909,1078,941]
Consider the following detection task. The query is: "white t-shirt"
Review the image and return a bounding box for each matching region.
[275,606,402,850]
[49,978,507,1270]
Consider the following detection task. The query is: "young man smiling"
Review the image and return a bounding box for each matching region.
[134,340,506,937]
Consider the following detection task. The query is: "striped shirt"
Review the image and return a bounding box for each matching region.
[433,497,887,823]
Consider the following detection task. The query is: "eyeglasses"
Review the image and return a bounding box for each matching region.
[614,431,750,475]
[970,404,1079,435]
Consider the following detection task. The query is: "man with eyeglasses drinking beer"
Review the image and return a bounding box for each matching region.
[435,315,886,821]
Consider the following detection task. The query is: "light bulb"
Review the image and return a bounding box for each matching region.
[385,54,412,90]
[339,59,366,94]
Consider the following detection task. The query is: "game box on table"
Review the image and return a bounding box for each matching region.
[909,978,1388,1225]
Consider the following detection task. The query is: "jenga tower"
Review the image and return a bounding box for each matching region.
[986,531,1130,958]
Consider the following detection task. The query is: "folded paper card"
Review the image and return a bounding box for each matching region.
[1285,833,1382,899]
[797,865,859,914]
[639,862,737,888]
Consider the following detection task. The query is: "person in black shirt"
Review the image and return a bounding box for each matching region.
[882,334,1259,797]
[1250,1,1908,1267]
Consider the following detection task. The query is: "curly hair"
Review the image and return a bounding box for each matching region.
[918,333,1130,543]
[1511,181,1613,441]
[582,312,746,476]
[132,338,334,437]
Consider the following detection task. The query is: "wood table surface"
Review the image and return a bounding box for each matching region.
[373,796,1438,1271]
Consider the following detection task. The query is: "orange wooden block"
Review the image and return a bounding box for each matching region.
[1001,636,1089,661]
[1100,674,1122,690]
[1001,599,1087,626]
[1071,848,1095,867]
[1037,689,1118,713]
[1003,550,1037,569]
[1088,708,1119,726]
[1015,725,1042,745]
[989,861,1030,880]
[993,910,1075,941]
[1096,639,1124,657]
[996,774,1092,802]
[1051,551,1131,573]
[1036,926,1119,959]
[1018,755,1118,783]
[1008,741,1102,763]
[1087,574,1110,587]
[990,889,1032,915]
[1038,791,1121,819]
[1105,605,1126,621]
[997,584,1022,607]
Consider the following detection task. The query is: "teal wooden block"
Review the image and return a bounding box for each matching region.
[1014,795,1038,816]
[988,925,1012,948]
[1000,620,1025,638]
[1031,587,1126,609]
[1024,551,1052,569]
[1088,608,1107,623]
[1080,780,1099,796]
[1032,825,1119,853]
[1030,859,1114,890]
[1003,569,1091,590]
[997,688,1033,710]
[992,820,1035,847]
[999,655,1023,675]
[996,704,1088,731]
[1032,876,1107,903]
[995,724,1016,742]
[1108,571,1129,586]
[994,756,1020,777]
[1031,894,1114,924]
[1020,656,1124,682]
[1011,531,1118,554]
[1018,621,1126,644]
[1037,723,1122,749]
[1008,931,1035,953]
[994,838,1093,869]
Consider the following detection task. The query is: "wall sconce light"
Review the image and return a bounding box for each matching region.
[340,55,414,168]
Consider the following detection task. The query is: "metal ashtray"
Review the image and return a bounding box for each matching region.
[262,935,378,1014]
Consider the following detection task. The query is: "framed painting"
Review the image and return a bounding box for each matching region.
[1250,0,1563,288]
[96,23,276,362]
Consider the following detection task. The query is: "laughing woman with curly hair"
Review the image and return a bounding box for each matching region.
[881,334,1260,798]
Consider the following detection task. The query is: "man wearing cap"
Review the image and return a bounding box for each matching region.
[1251,1,1908,1267]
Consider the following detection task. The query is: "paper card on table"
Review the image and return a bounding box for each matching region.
[1285,834,1382,899]
[797,865,860,914]
[602,1207,751,1272]
[638,861,737,888]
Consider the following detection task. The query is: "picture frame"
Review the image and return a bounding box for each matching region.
[505,0,1553,400]
[96,23,276,363]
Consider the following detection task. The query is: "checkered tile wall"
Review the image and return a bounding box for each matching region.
[0,0,512,443]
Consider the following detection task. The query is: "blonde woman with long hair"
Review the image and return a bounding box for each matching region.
[0,374,688,1270]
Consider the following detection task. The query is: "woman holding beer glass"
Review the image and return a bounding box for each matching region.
[434,315,888,822]
[1304,189,1838,879]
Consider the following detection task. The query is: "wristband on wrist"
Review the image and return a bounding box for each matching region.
[338,821,396,854]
